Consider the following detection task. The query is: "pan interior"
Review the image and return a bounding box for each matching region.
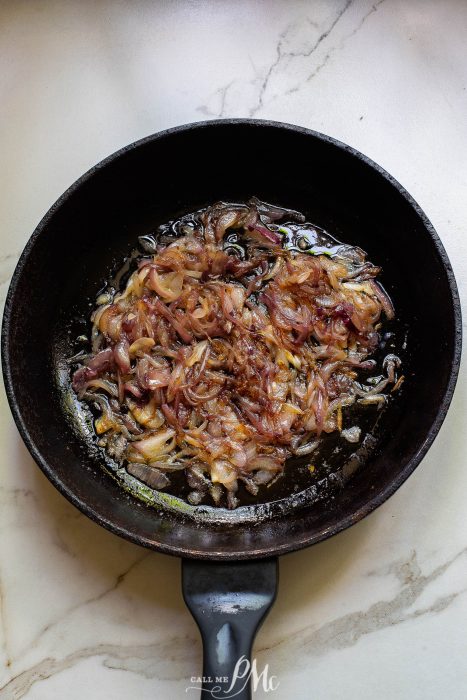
[3,121,460,557]
[57,201,408,525]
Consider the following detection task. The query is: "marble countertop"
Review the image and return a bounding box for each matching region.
[1,1,466,698]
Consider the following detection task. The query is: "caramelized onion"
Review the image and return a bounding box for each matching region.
[72,198,399,508]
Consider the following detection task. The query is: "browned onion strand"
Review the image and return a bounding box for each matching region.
[71,199,400,509]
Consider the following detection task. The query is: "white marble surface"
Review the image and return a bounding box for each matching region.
[1,1,466,698]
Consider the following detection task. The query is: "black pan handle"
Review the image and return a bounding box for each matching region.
[182,557,278,700]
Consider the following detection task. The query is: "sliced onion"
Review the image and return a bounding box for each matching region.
[245,225,282,247]
[114,339,131,374]
[127,429,176,462]
[341,426,361,442]
[186,340,209,367]
[247,455,282,472]
[83,379,119,397]
[129,337,155,356]
[369,280,395,319]
[357,394,386,406]
[148,269,184,301]
[210,460,238,490]
[152,297,193,343]
[183,384,222,405]
[129,399,165,429]
[293,440,319,456]
[127,463,170,489]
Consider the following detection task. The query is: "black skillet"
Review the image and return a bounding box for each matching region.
[2,120,461,699]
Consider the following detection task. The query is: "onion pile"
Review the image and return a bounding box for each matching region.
[71,199,400,509]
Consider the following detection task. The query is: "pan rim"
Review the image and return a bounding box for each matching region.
[1,118,462,560]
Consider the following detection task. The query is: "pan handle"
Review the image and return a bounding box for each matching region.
[182,557,279,700]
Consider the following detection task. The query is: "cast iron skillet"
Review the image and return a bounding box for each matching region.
[2,120,461,698]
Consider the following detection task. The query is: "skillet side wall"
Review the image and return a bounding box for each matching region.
[2,122,461,558]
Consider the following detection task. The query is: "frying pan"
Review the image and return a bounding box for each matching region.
[2,120,461,699]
